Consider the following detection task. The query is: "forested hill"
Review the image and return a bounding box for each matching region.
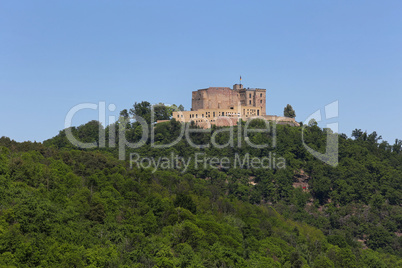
[0,116,401,267]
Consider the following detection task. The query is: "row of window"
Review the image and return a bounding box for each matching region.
[193,119,217,123]
[176,108,261,119]
[248,100,263,104]
[178,111,242,119]
[244,108,260,116]
[248,93,264,98]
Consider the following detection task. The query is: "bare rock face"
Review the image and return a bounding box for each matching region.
[293,169,310,192]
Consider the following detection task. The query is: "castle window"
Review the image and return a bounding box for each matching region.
[260,93,262,97]
[196,114,198,118]
[213,112,215,117]
[249,93,251,98]
[260,100,262,103]
[249,100,251,105]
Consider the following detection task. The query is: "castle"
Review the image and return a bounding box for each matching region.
[171,84,298,128]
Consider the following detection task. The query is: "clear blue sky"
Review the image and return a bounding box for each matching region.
[1,0,401,144]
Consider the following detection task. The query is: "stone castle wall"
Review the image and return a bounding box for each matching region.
[191,85,266,115]
[160,84,298,128]
[171,109,299,128]
[192,87,239,111]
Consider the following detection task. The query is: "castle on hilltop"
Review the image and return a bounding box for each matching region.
[170,83,298,128]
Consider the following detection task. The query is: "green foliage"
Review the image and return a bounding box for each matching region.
[284,104,296,118]
[1,102,402,266]
[130,101,152,123]
[174,193,197,214]
[128,101,183,124]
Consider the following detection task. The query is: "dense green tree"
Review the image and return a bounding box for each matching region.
[2,100,402,266]
[284,104,296,118]
[174,193,197,214]
[129,101,152,123]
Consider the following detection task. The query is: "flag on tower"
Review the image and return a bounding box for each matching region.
[240,75,242,81]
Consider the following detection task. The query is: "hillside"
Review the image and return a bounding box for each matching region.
[0,112,401,267]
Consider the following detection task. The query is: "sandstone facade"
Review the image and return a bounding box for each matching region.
[169,84,298,128]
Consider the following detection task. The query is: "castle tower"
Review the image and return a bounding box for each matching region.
[233,84,243,90]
